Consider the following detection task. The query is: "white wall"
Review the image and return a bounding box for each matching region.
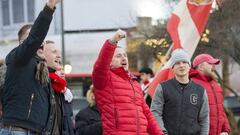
[63,0,170,30]
[47,32,126,74]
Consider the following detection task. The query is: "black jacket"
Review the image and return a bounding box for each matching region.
[63,100,74,135]
[48,68,74,135]
[75,105,102,135]
[2,5,55,133]
[161,78,205,135]
[53,91,74,135]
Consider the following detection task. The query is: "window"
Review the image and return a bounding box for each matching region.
[2,0,10,26]
[12,0,24,23]
[1,0,35,26]
[27,0,34,22]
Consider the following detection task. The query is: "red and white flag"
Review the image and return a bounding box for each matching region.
[147,0,213,97]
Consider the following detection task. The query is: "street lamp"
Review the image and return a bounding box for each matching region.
[64,64,72,74]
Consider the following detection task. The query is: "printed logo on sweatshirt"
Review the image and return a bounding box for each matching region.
[190,94,198,105]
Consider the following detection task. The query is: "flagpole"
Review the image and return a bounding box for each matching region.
[144,44,173,100]
[157,44,173,72]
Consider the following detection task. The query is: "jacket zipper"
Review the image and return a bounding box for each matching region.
[27,93,34,119]
[129,79,139,135]
[210,83,220,135]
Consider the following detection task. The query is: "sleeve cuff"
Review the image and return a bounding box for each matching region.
[43,4,55,15]
[108,39,118,45]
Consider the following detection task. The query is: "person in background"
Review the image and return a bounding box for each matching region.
[151,49,209,135]
[75,85,102,135]
[139,67,155,106]
[190,54,231,135]
[139,67,154,93]
[43,40,74,135]
[92,29,163,135]
[56,63,75,135]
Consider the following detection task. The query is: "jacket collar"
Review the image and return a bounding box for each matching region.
[48,67,56,73]
[172,77,192,87]
[91,105,99,112]
[189,68,212,81]
[110,67,137,80]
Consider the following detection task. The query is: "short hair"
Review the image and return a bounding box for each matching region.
[40,40,55,50]
[139,67,154,77]
[18,24,33,42]
[45,40,55,44]
[0,59,4,66]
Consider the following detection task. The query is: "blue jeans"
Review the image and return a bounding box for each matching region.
[0,128,37,135]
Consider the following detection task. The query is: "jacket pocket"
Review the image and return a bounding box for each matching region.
[27,93,35,119]
[114,108,118,128]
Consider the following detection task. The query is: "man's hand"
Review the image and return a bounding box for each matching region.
[220,132,228,135]
[110,29,126,44]
[47,0,60,9]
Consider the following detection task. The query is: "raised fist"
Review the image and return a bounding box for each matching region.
[47,0,60,9]
[110,29,126,43]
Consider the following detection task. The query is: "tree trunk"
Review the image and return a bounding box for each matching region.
[222,56,230,96]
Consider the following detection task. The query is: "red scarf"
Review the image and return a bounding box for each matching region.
[143,80,149,85]
[49,72,66,93]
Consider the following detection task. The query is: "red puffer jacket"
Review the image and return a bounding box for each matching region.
[189,69,230,135]
[92,40,163,135]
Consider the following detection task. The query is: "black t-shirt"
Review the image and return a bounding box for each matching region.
[178,82,188,90]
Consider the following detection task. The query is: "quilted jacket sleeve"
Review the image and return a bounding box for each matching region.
[222,106,231,132]
[92,40,117,89]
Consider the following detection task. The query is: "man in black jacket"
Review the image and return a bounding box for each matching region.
[0,0,58,134]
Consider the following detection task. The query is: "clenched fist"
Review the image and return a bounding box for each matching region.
[110,29,126,44]
[220,132,228,135]
[47,0,60,9]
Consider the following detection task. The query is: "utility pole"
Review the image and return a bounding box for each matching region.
[60,0,65,65]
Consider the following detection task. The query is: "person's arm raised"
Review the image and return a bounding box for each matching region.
[13,0,59,65]
[92,29,126,89]
[47,0,59,9]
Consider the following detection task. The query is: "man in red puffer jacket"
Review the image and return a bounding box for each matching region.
[189,54,231,135]
[92,29,163,135]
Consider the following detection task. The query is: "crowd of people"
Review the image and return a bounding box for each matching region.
[0,0,231,135]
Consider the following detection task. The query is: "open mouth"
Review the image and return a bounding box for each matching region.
[121,63,127,66]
